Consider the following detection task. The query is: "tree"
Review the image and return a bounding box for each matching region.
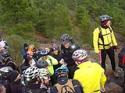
[0,0,37,25]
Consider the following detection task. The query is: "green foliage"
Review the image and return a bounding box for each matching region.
[7,22,35,40]
[34,1,72,39]
[44,4,72,38]
[0,0,37,25]
[0,0,125,56]
[5,35,25,65]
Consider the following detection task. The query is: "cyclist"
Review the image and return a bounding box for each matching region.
[50,64,83,93]
[60,33,80,79]
[93,15,118,77]
[73,49,107,93]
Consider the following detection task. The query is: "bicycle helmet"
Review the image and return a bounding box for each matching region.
[39,68,50,80]
[36,49,49,60]
[0,66,13,73]
[60,34,72,44]
[37,49,49,56]
[55,64,69,76]
[0,40,6,49]
[100,15,112,22]
[23,66,39,82]
[0,66,13,78]
[36,59,48,68]
[72,49,88,62]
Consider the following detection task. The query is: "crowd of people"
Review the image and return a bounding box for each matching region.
[0,14,124,93]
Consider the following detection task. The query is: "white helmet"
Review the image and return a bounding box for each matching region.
[23,66,39,82]
[99,15,112,22]
[0,66,13,73]
[39,68,50,80]
[0,40,6,49]
[72,49,88,62]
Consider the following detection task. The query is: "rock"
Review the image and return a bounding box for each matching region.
[105,82,123,93]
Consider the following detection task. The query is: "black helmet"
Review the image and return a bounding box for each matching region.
[36,59,48,68]
[99,15,112,22]
[60,34,72,44]
[36,49,49,60]
[38,49,49,56]
[70,44,80,53]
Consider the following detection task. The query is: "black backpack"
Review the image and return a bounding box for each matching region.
[118,48,125,68]
[50,79,83,93]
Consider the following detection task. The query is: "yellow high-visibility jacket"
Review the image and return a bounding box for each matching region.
[93,27,117,53]
[74,61,106,93]
[39,55,58,76]
[46,55,58,76]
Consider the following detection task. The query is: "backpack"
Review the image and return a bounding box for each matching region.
[50,79,83,93]
[118,48,125,68]
[24,84,49,93]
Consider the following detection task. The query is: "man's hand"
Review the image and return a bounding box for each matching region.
[59,58,65,64]
[113,46,119,52]
[100,87,106,93]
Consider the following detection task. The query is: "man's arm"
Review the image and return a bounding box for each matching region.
[93,28,100,53]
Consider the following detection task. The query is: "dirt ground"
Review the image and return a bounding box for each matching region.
[100,32,125,93]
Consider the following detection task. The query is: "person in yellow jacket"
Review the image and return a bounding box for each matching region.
[37,48,60,85]
[93,15,118,77]
[37,49,58,76]
[72,49,106,93]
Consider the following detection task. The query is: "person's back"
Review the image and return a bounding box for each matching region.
[51,79,83,93]
[74,61,106,93]
[72,49,106,93]
[24,84,48,93]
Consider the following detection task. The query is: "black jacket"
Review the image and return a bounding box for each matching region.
[61,44,80,66]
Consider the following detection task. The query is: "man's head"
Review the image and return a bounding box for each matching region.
[23,66,39,84]
[72,49,88,65]
[55,65,69,77]
[55,65,69,84]
[39,68,50,85]
[100,15,112,27]
[60,34,72,48]
[36,59,48,68]
[27,44,35,58]
[51,44,60,55]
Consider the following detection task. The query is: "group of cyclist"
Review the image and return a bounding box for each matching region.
[0,14,121,93]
